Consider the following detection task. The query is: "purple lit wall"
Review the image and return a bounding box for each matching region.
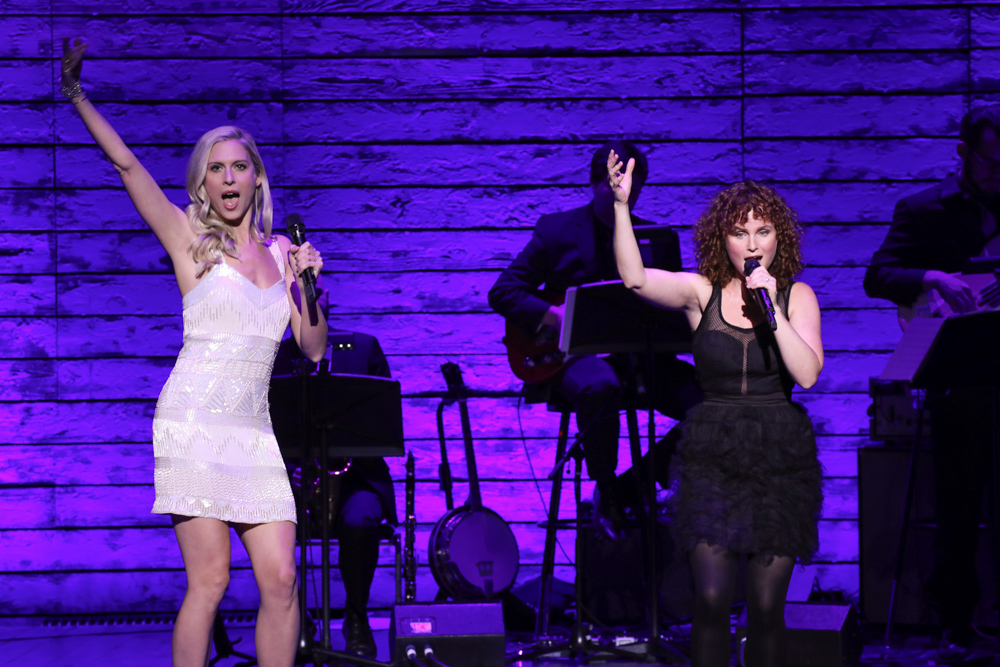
[0,0,988,616]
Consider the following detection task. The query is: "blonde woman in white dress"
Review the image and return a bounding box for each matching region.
[61,38,328,667]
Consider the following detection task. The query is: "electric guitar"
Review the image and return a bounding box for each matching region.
[502,291,569,383]
[897,236,1000,329]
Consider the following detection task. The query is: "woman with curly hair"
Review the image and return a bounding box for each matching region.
[61,38,328,667]
[609,152,823,667]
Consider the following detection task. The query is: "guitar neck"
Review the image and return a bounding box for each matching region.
[440,362,483,510]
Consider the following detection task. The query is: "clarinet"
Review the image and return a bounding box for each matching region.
[404,451,417,601]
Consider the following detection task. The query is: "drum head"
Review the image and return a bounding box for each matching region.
[439,509,519,598]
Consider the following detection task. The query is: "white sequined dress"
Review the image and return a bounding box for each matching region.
[151,241,296,524]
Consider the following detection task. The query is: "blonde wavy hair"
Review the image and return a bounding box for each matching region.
[185,126,273,277]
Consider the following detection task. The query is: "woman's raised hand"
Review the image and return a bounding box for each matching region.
[61,37,88,92]
[606,149,634,205]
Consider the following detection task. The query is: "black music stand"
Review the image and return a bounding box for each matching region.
[559,280,691,662]
[878,311,1000,650]
[270,372,405,667]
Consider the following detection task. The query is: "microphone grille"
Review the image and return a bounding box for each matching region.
[284,213,304,232]
[743,257,761,274]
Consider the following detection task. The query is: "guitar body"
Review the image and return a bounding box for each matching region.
[503,291,566,383]
[428,506,520,599]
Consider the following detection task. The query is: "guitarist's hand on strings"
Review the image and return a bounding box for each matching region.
[539,303,565,339]
[924,270,976,314]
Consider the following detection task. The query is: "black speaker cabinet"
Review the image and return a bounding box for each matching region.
[859,445,995,626]
[736,603,861,667]
[390,602,505,667]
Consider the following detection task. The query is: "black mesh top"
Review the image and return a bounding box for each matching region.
[692,283,795,401]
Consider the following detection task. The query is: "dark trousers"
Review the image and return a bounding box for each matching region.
[926,388,994,633]
[552,353,700,487]
[335,483,386,618]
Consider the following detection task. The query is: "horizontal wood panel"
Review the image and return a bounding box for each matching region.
[49,225,886,274]
[282,12,741,56]
[0,475,856,531]
[2,275,55,317]
[0,562,861,614]
[744,52,967,95]
[0,16,49,58]
[283,56,743,100]
[0,360,56,400]
[40,183,906,234]
[0,61,49,101]
[744,8,966,51]
[0,317,57,358]
[744,95,964,139]
[0,433,858,486]
[40,307,904,362]
[51,0,279,12]
[973,7,1000,47]
[744,139,955,181]
[0,148,54,188]
[54,102,285,145]
[282,98,743,143]
[0,103,52,144]
[279,143,742,187]
[0,391,871,446]
[0,232,55,274]
[0,518,857,572]
[50,16,282,58]
[62,59,284,102]
[0,189,55,232]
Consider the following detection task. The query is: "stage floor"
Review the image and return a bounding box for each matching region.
[1,615,997,666]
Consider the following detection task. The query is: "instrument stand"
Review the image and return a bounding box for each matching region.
[878,311,1000,656]
[559,281,691,663]
[209,613,256,666]
[269,371,406,667]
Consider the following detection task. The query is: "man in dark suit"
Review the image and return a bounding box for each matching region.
[272,330,397,658]
[489,140,700,539]
[864,105,1000,653]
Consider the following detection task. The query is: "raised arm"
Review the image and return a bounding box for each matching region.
[61,38,193,261]
[608,150,708,320]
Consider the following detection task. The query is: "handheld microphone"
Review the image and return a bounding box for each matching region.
[284,213,317,306]
[744,257,777,331]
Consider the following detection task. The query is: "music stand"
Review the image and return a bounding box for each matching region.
[269,372,405,667]
[878,311,1000,648]
[560,280,692,662]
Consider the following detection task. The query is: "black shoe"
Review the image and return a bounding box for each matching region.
[593,484,627,541]
[342,609,377,658]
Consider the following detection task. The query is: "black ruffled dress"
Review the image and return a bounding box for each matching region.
[671,283,823,562]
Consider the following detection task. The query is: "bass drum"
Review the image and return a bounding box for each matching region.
[428,506,519,599]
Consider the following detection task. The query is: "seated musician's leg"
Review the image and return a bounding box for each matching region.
[555,355,624,538]
[337,486,385,657]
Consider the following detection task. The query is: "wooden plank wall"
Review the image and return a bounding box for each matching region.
[0,0,989,616]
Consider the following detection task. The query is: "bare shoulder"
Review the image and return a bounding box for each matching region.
[789,280,819,306]
[272,233,292,257]
[788,281,821,321]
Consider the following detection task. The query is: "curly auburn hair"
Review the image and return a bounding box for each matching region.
[693,181,804,288]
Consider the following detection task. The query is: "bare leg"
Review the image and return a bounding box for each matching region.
[689,542,738,667]
[172,516,232,667]
[744,555,795,667]
[237,520,299,667]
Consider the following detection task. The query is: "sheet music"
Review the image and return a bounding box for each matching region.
[879,317,945,383]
